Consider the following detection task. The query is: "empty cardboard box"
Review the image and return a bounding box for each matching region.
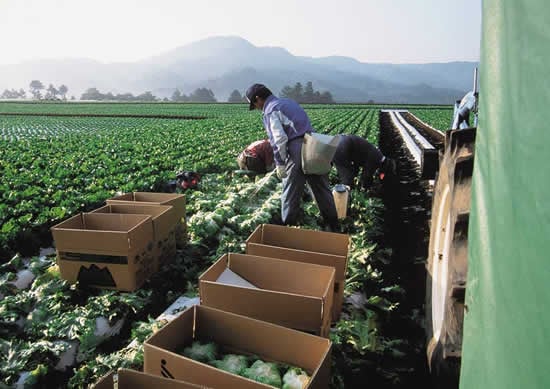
[90,203,179,270]
[245,224,350,322]
[199,253,335,337]
[144,305,331,389]
[92,368,207,389]
[106,192,187,248]
[51,213,155,291]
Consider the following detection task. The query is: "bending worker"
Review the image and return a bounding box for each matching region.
[237,139,274,173]
[332,134,396,190]
[245,83,339,232]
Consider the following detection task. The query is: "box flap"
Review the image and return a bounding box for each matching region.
[90,204,178,240]
[196,306,330,372]
[216,268,258,289]
[200,281,323,331]
[107,192,186,220]
[228,253,334,296]
[246,243,347,280]
[257,224,349,257]
[51,213,153,254]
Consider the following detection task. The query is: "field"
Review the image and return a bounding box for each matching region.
[0,102,452,388]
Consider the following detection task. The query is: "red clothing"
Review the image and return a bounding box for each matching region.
[244,139,274,168]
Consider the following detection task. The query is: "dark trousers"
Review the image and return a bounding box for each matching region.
[281,138,338,229]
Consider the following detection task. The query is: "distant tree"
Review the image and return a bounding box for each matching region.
[45,84,58,100]
[280,85,296,100]
[280,81,333,103]
[18,89,26,99]
[319,91,334,104]
[80,87,103,100]
[294,82,304,102]
[171,89,182,101]
[70,95,76,100]
[303,82,315,102]
[29,80,44,99]
[228,89,243,103]
[114,93,135,101]
[170,89,190,102]
[313,91,322,103]
[163,97,169,102]
[58,85,68,100]
[0,89,24,99]
[189,88,217,103]
[136,91,156,101]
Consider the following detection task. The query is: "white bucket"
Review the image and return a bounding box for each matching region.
[333,184,350,219]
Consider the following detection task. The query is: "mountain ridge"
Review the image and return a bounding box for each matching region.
[0,36,478,103]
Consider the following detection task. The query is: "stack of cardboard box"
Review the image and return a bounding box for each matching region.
[50,192,186,292]
[56,202,350,388]
[136,224,349,389]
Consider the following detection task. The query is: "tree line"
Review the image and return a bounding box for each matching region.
[1,80,335,103]
[1,80,70,100]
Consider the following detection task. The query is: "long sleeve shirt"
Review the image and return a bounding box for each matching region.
[261,95,314,166]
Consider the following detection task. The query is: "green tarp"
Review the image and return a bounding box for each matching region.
[461,0,550,388]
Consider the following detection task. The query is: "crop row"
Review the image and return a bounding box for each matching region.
[0,105,451,259]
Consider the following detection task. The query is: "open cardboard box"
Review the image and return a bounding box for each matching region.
[144,305,331,389]
[92,368,207,389]
[199,253,335,337]
[106,192,187,247]
[90,203,178,270]
[245,224,350,322]
[50,213,155,291]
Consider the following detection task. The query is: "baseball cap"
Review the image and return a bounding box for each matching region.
[245,83,272,110]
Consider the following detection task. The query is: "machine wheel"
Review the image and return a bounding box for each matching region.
[425,128,475,388]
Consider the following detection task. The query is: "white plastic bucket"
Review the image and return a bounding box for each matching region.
[333,184,350,219]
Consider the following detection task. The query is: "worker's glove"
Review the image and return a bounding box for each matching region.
[276,165,287,180]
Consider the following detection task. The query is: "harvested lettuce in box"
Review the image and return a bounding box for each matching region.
[179,341,218,363]
[282,367,310,389]
[242,360,282,387]
[210,354,249,375]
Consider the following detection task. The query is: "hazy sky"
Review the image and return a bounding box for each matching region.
[0,0,481,65]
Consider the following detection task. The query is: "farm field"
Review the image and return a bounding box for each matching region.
[0,102,452,388]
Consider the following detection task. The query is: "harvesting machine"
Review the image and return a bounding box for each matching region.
[382,1,550,388]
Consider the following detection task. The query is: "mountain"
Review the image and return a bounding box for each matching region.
[0,36,478,103]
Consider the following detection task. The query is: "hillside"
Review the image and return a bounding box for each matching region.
[0,36,477,103]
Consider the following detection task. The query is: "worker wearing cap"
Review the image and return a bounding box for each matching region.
[332,134,396,190]
[245,83,339,231]
[237,139,275,173]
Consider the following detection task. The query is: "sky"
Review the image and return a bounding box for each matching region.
[0,0,481,65]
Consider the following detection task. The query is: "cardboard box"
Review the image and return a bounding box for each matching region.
[199,253,335,337]
[51,213,156,291]
[144,305,331,389]
[245,224,350,322]
[90,203,178,270]
[92,368,207,389]
[106,192,187,247]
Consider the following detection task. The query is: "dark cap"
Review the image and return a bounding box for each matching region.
[245,83,272,110]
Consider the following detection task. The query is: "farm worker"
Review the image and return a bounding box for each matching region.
[237,139,275,173]
[245,83,339,232]
[332,134,396,190]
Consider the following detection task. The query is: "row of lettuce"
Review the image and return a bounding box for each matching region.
[1,104,426,260]
[0,170,405,388]
[0,103,451,387]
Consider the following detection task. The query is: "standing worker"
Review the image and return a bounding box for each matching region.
[245,83,339,232]
[237,139,274,173]
[332,134,396,190]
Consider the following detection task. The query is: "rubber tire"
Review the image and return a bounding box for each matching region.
[425,128,475,389]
